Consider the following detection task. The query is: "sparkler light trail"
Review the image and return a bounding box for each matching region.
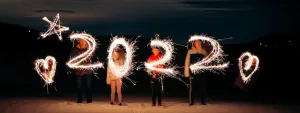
[238,52,259,83]
[66,32,104,70]
[144,35,189,91]
[144,38,177,76]
[34,56,57,85]
[107,36,136,79]
[188,34,229,74]
[40,13,69,41]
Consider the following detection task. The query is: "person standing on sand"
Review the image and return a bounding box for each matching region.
[147,47,164,106]
[69,39,93,104]
[107,47,125,106]
[184,40,208,105]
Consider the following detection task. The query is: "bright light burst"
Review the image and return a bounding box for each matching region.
[66,32,104,70]
[238,52,259,83]
[40,13,69,41]
[144,38,178,76]
[107,36,136,79]
[34,56,57,85]
[188,34,229,74]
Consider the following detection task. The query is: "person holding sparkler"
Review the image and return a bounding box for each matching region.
[44,60,53,78]
[184,40,208,105]
[106,47,125,106]
[70,39,93,103]
[235,56,259,92]
[147,47,164,106]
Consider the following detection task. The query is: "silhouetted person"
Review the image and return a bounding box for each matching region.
[184,40,208,105]
[235,57,259,93]
[70,39,93,103]
[147,47,164,106]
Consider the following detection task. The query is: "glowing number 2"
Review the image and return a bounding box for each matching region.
[188,35,229,74]
[66,33,103,69]
[107,36,136,78]
[144,38,177,76]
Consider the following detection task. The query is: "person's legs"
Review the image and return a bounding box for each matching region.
[116,79,123,105]
[151,79,157,106]
[76,76,83,103]
[110,80,116,104]
[199,75,206,105]
[86,74,92,103]
[189,76,195,105]
[157,76,162,106]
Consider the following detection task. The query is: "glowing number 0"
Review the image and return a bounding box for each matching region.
[144,38,177,76]
[107,36,136,78]
[66,33,103,69]
[189,35,229,74]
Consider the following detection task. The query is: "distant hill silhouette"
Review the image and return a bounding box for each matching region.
[0,22,299,102]
[247,33,299,49]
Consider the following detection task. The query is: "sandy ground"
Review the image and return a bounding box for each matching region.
[0,96,299,113]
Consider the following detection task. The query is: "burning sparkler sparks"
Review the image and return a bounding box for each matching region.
[188,34,229,74]
[107,36,136,79]
[66,32,104,70]
[40,13,69,41]
[144,38,177,76]
[238,52,259,83]
[34,56,57,85]
[144,35,189,90]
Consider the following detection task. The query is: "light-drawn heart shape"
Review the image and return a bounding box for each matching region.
[34,56,57,85]
[238,52,259,83]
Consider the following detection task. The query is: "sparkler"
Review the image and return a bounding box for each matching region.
[34,56,57,85]
[238,52,259,83]
[40,13,69,41]
[66,32,104,70]
[107,36,136,79]
[188,34,229,74]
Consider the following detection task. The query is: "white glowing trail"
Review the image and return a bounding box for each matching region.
[144,38,177,76]
[66,32,104,70]
[107,36,136,78]
[144,36,189,90]
[40,13,69,41]
[34,56,57,85]
[188,34,229,74]
[238,52,259,83]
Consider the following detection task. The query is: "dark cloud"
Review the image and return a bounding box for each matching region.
[76,0,94,1]
[0,0,292,44]
[34,10,75,13]
[179,1,257,11]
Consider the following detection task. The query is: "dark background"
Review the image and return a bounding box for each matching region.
[0,22,299,104]
[0,0,298,44]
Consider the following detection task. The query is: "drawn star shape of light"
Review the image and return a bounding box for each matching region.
[40,13,69,41]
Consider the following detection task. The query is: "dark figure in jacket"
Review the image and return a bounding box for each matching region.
[184,40,208,105]
[70,39,93,103]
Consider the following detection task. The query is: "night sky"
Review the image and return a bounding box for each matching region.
[0,0,296,44]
